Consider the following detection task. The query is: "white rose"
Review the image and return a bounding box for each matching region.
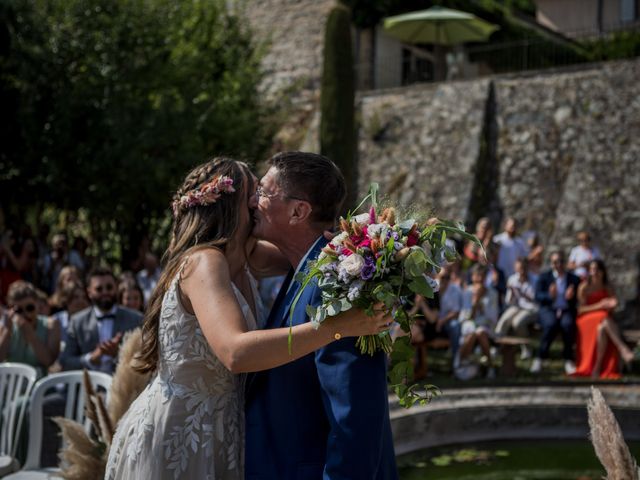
[341,254,365,276]
[353,213,370,224]
[332,232,349,246]
[367,223,384,239]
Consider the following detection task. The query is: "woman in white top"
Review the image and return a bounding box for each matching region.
[458,264,499,377]
[495,257,538,337]
[568,231,601,279]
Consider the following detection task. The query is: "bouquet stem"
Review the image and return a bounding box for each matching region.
[356,332,393,356]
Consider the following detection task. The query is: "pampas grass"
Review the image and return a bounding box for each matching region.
[108,328,151,427]
[588,386,639,480]
[54,417,106,480]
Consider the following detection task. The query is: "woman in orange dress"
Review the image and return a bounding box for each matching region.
[573,259,634,379]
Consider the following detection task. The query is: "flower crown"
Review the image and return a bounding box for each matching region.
[172,175,235,216]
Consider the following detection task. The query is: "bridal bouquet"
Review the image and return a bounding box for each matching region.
[291,183,480,407]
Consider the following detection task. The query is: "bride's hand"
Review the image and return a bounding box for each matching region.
[328,303,392,338]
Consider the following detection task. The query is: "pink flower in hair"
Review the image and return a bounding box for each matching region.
[172,175,235,216]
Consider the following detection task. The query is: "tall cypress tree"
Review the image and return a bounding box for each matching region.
[320,2,358,211]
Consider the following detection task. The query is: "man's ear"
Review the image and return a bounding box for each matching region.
[288,200,313,225]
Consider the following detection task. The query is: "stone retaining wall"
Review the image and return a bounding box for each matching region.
[391,386,640,454]
[357,81,489,222]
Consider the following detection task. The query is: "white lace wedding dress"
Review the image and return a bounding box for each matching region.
[105,270,261,480]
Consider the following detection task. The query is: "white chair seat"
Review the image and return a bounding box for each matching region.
[0,454,20,476]
[3,468,62,479]
[0,364,37,479]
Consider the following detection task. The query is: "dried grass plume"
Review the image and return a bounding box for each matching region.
[587,386,639,480]
[53,417,105,480]
[108,328,151,426]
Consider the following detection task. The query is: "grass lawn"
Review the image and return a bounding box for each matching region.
[410,339,640,389]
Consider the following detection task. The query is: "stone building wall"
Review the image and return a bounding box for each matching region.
[358,58,640,304]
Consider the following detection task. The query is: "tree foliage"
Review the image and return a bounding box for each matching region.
[0,0,270,263]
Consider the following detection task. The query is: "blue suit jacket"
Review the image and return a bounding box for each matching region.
[245,239,398,480]
[534,269,581,315]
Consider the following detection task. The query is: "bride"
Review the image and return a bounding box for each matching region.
[105,157,388,479]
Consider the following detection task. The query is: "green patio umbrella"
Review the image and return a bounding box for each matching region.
[383,6,499,45]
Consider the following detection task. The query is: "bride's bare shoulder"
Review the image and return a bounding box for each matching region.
[180,248,230,283]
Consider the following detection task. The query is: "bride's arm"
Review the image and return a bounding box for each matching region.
[182,250,388,374]
[245,237,290,278]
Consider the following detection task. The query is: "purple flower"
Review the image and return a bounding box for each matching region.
[360,256,376,280]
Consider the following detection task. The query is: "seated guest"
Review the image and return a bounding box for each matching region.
[568,231,601,280]
[35,288,51,316]
[463,217,493,266]
[51,281,90,347]
[61,267,142,374]
[484,243,506,312]
[530,251,581,375]
[136,252,161,306]
[48,265,82,313]
[0,281,60,377]
[526,232,544,280]
[573,260,634,379]
[495,258,538,359]
[409,267,463,366]
[118,279,145,313]
[458,264,499,378]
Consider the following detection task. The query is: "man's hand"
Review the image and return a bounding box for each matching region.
[89,331,123,364]
[101,331,123,357]
[549,282,557,299]
[565,284,575,301]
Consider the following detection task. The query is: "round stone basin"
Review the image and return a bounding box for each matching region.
[390,385,640,456]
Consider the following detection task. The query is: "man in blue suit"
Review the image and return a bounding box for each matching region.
[245,151,398,480]
[530,250,581,375]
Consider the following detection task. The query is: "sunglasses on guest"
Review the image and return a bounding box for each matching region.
[94,284,115,293]
[14,303,36,315]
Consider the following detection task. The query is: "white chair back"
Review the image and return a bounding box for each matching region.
[23,371,112,470]
[0,363,38,458]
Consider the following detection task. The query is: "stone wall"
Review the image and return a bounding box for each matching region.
[243,0,334,104]
[357,81,489,221]
[358,58,640,305]
[495,60,640,303]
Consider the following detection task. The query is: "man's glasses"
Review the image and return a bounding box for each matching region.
[94,285,115,293]
[14,304,36,315]
[255,186,306,202]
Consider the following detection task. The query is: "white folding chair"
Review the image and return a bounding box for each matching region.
[0,363,38,476]
[4,370,112,480]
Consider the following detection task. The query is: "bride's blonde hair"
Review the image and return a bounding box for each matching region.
[135,157,252,374]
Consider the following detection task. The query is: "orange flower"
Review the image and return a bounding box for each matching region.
[343,238,356,253]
